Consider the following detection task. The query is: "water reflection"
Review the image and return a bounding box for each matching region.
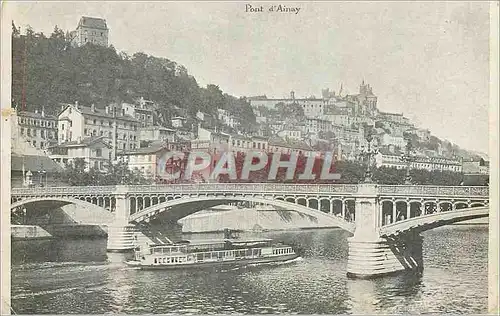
[11,226,488,314]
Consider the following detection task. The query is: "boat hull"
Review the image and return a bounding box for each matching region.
[127,253,299,270]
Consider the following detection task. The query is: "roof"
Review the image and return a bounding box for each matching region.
[378,111,404,117]
[17,111,57,120]
[117,144,168,156]
[51,136,111,149]
[11,154,64,173]
[249,98,324,102]
[78,16,108,30]
[60,103,140,123]
[140,125,176,132]
[268,136,314,151]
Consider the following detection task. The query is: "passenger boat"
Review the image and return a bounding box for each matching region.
[125,231,299,270]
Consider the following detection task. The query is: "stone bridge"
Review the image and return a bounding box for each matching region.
[11,183,489,278]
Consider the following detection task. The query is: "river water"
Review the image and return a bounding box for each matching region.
[11,226,488,314]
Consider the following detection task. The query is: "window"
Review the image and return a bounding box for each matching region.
[41,130,45,138]
[93,119,96,124]
[94,161,98,169]
[95,148,102,157]
[62,124,65,130]
[84,128,88,135]
[20,128,24,135]
[100,131,104,136]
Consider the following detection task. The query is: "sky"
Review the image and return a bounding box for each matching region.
[4,1,492,154]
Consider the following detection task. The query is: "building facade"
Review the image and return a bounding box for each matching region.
[16,109,58,150]
[71,16,109,47]
[121,100,155,127]
[49,136,113,171]
[374,146,463,172]
[58,102,141,159]
[117,144,172,178]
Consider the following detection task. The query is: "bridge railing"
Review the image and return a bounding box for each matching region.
[12,186,118,195]
[11,184,489,198]
[377,185,489,198]
[124,183,360,194]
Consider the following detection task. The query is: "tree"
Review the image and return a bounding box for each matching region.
[57,159,153,186]
[275,102,305,120]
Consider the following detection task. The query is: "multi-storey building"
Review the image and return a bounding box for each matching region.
[344,81,378,116]
[117,143,170,179]
[171,116,187,128]
[268,136,319,158]
[15,109,58,150]
[139,126,176,143]
[49,136,113,171]
[278,127,303,141]
[70,16,109,47]
[217,109,238,128]
[121,99,155,127]
[58,102,141,159]
[249,91,326,118]
[374,146,463,172]
[377,111,410,125]
[305,118,332,134]
[463,158,490,175]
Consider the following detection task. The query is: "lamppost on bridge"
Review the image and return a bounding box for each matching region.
[39,169,46,187]
[359,127,379,183]
[400,133,416,185]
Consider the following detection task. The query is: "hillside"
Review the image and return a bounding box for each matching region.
[11,23,256,130]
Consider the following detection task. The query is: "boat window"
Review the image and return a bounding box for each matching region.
[154,258,157,264]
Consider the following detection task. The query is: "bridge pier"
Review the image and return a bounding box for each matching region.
[346,184,424,278]
[347,234,424,278]
[107,187,136,252]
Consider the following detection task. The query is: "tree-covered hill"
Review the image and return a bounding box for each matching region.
[11,23,256,129]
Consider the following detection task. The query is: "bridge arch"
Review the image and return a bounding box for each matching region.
[11,196,113,212]
[128,195,356,234]
[379,206,489,237]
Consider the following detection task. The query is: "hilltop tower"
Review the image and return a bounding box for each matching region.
[70,16,109,47]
